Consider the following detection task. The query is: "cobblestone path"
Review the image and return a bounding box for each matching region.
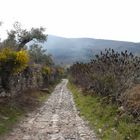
[3,79,97,140]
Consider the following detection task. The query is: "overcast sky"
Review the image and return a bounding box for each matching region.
[0,0,140,42]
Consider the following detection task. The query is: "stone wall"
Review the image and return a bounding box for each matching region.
[0,66,43,97]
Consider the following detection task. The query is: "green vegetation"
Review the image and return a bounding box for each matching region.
[2,22,47,50]
[0,105,24,134]
[0,22,64,136]
[29,44,53,65]
[0,22,64,91]
[69,49,140,117]
[68,82,140,140]
[0,48,29,74]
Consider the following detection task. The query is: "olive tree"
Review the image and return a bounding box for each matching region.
[2,22,47,50]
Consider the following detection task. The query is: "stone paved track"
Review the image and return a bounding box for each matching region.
[2,79,97,140]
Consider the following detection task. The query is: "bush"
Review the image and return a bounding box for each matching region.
[0,48,29,74]
[69,49,140,117]
[15,50,29,73]
[0,48,29,90]
[92,74,116,96]
[42,66,51,76]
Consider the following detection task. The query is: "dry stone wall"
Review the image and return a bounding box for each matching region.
[0,66,43,97]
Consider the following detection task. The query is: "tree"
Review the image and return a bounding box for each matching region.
[29,44,53,65]
[2,22,47,50]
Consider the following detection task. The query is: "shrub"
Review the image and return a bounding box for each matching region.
[0,48,29,74]
[15,50,29,73]
[69,49,140,117]
[42,66,51,76]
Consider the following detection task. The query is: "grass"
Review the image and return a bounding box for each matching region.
[0,80,60,136]
[0,105,23,134]
[68,81,140,140]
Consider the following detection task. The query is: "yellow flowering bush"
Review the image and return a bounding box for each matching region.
[0,48,16,62]
[0,48,29,74]
[57,67,64,75]
[42,66,51,76]
[15,50,29,73]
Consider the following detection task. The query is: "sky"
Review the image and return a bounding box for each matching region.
[0,0,140,42]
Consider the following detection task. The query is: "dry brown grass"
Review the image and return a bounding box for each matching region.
[123,84,140,117]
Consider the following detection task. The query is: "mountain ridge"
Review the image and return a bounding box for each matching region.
[43,35,140,65]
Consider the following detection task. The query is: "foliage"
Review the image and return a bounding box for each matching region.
[0,48,29,74]
[15,50,29,72]
[0,22,64,92]
[68,81,140,140]
[57,67,64,75]
[69,49,140,117]
[2,22,47,50]
[42,66,51,76]
[29,44,53,65]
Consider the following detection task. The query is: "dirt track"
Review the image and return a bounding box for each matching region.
[3,79,97,140]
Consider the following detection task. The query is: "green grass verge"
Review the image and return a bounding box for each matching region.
[68,81,140,140]
[0,106,24,134]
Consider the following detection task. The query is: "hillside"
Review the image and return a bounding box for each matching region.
[43,35,140,65]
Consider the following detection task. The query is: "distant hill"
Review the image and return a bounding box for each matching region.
[43,35,140,65]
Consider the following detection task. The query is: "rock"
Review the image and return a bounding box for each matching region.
[118,106,125,112]
[0,91,7,97]
[98,128,102,133]
[0,115,9,120]
[40,88,50,93]
[134,77,140,84]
